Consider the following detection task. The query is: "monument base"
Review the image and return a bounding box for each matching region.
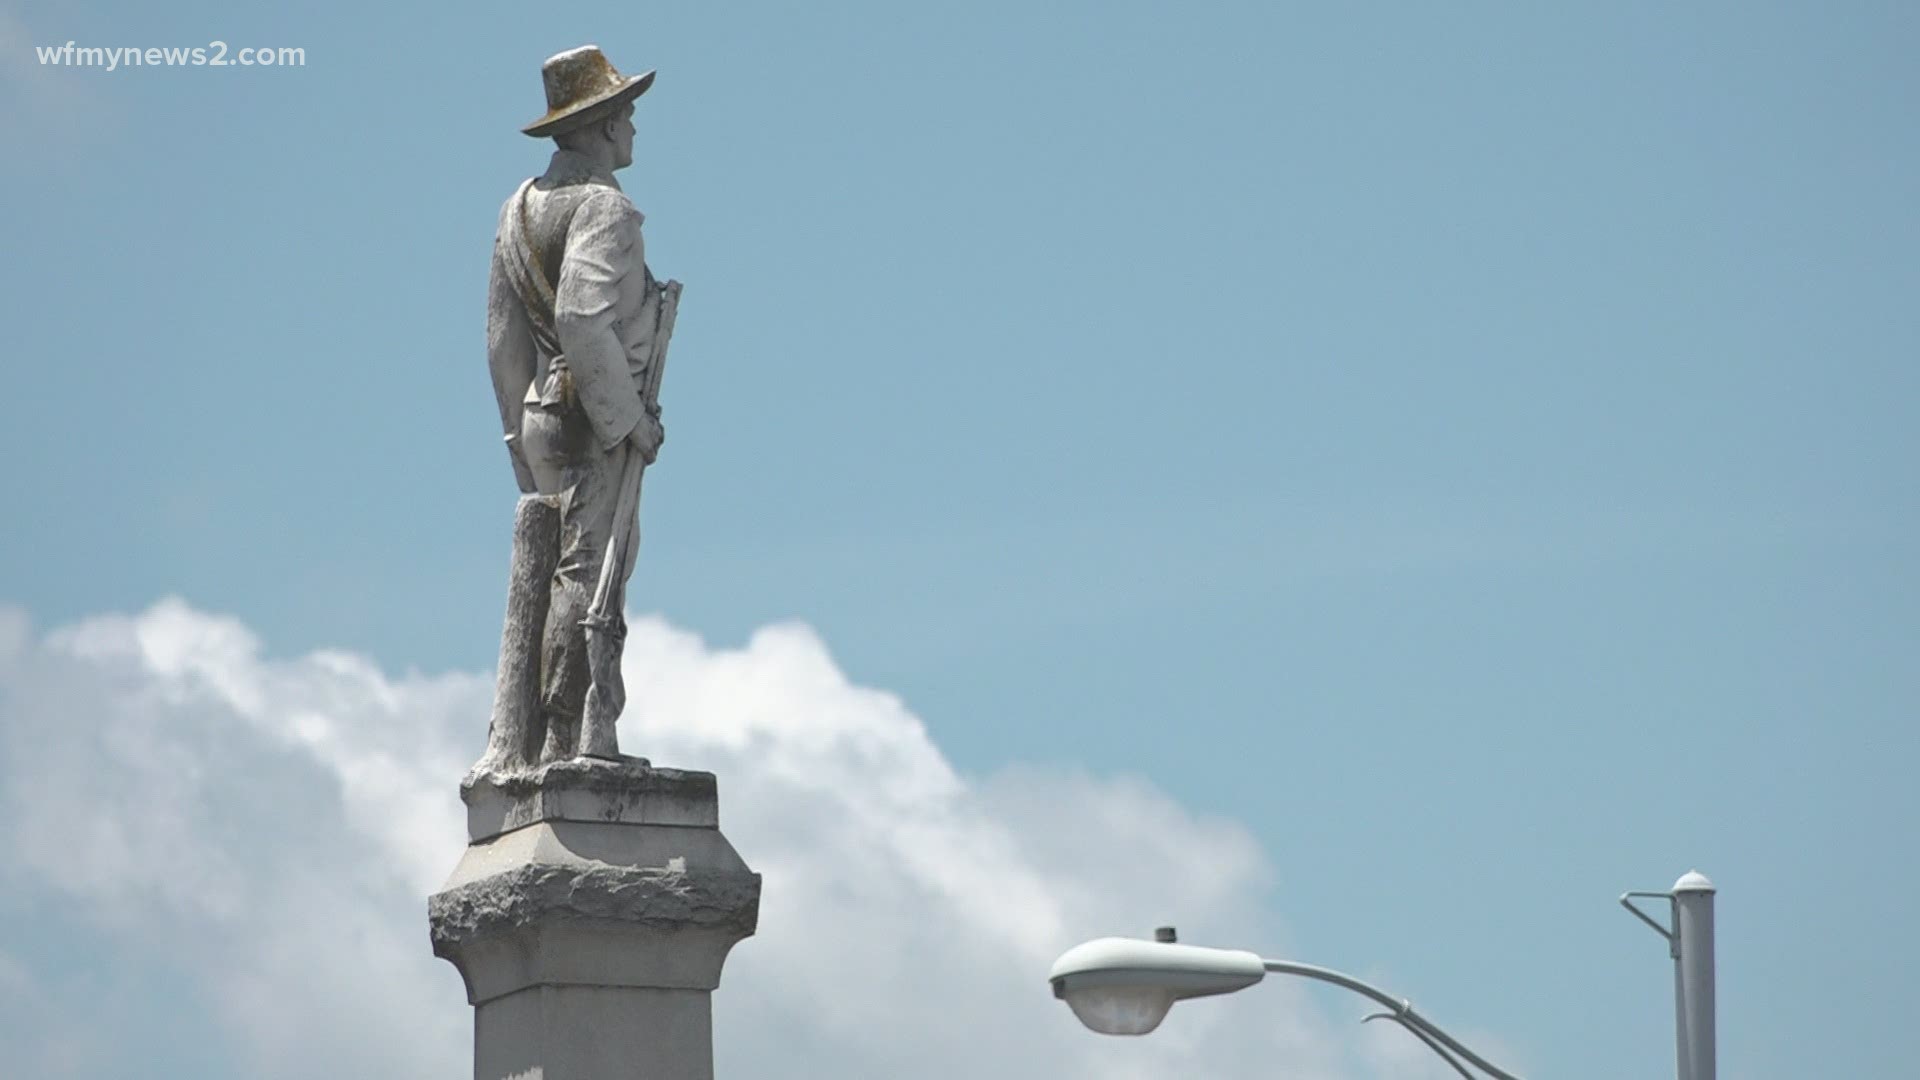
[475,985,715,1080]
[431,757,761,1080]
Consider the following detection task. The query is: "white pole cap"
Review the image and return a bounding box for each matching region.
[1673,869,1716,894]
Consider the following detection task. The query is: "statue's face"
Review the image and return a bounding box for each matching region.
[610,108,636,170]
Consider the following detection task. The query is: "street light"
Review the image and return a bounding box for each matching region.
[1046,932,1265,1036]
[1620,870,1717,1080]
[1049,927,1523,1080]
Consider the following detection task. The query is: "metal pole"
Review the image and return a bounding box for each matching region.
[1620,870,1716,1080]
[1672,871,1716,1080]
[1260,959,1524,1080]
[1670,922,1689,1080]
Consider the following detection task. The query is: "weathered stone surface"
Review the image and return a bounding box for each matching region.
[472,494,563,777]
[430,863,761,951]
[431,750,760,1010]
[484,40,682,775]
[442,818,752,893]
[461,756,719,841]
[434,47,752,1080]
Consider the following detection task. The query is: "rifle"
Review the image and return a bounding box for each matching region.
[577,279,681,759]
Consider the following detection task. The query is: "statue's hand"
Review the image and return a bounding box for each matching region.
[626,412,664,465]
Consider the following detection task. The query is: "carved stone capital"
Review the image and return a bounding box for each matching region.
[430,862,761,949]
[429,755,760,1008]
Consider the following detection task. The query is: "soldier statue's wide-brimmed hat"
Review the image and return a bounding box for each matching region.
[522,45,655,138]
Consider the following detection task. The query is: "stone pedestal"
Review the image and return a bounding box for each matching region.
[431,758,761,1080]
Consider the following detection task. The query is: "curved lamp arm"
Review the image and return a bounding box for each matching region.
[1261,959,1523,1080]
[1360,1011,1474,1079]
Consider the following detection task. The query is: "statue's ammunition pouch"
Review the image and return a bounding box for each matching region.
[526,357,576,412]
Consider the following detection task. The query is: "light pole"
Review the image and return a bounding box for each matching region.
[1048,928,1523,1080]
[1620,870,1716,1080]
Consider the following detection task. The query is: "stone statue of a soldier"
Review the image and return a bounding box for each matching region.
[474,45,680,777]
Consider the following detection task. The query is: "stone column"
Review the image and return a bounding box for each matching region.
[430,759,761,1080]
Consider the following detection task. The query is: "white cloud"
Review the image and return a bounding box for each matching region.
[0,2,115,142]
[0,599,1477,1079]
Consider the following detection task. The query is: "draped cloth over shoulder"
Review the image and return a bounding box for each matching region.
[500,179,562,359]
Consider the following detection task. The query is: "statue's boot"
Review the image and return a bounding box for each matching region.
[578,613,627,759]
[578,679,622,758]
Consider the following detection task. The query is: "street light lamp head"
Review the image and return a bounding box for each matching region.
[1048,936,1266,1036]
[1057,983,1180,1036]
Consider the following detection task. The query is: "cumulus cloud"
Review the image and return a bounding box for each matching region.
[0,599,1465,1079]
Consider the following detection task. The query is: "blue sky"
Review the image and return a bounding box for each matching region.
[2,1,1916,1077]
